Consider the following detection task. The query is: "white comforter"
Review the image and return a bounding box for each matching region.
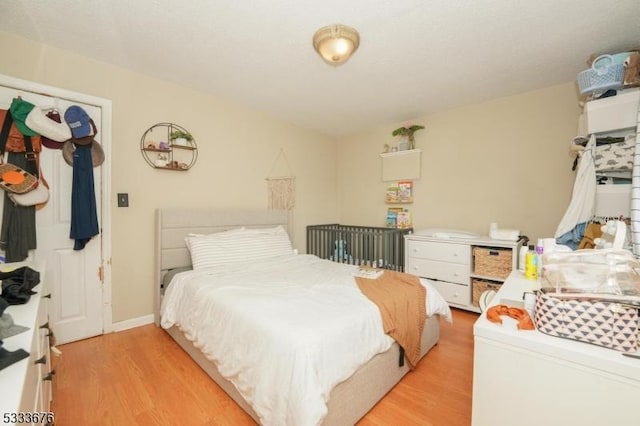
[161,254,451,426]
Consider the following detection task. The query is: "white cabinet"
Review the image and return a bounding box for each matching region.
[585,88,639,135]
[0,262,53,425]
[405,234,522,312]
[472,271,640,426]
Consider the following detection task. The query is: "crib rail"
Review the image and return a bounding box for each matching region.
[306,224,412,271]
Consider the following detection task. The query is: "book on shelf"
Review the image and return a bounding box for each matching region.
[385,185,399,203]
[397,180,413,203]
[386,207,411,229]
[396,211,412,229]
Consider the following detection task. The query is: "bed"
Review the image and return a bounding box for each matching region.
[154,208,451,425]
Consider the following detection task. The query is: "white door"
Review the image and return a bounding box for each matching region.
[0,78,110,344]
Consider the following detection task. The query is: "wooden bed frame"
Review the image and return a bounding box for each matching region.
[154,208,440,425]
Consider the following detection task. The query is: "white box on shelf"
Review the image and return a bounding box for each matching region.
[585,89,639,134]
[595,184,631,217]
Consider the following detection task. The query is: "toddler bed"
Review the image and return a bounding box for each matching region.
[155,208,450,426]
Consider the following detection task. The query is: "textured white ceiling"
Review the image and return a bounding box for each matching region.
[1,0,639,137]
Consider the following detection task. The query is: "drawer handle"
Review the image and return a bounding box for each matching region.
[35,355,47,365]
[43,370,56,381]
[43,293,51,299]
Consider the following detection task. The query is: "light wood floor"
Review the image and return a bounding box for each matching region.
[51,308,478,426]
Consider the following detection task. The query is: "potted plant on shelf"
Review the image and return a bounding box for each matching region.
[392,123,424,150]
[169,129,193,147]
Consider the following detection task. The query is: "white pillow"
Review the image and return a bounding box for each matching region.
[187,225,294,270]
[184,227,246,251]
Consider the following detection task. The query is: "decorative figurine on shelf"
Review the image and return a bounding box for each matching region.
[158,141,170,150]
[392,122,425,150]
[146,141,157,150]
[155,153,168,168]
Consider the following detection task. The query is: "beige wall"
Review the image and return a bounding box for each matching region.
[0,31,339,322]
[337,83,582,244]
[1,30,583,324]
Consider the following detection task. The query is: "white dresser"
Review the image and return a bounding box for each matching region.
[405,233,522,312]
[0,262,53,425]
[472,271,640,426]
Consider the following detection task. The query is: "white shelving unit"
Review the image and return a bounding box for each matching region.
[405,233,523,313]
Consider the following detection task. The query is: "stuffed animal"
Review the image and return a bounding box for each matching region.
[624,52,640,87]
[333,239,349,262]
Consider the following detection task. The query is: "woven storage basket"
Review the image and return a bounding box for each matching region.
[472,279,501,307]
[473,247,512,279]
[577,54,625,95]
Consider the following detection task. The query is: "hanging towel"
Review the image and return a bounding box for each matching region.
[555,136,596,238]
[70,144,99,250]
[630,96,640,256]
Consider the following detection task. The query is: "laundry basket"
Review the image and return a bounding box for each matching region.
[577,55,625,95]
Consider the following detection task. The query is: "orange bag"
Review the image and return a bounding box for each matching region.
[0,109,42,153]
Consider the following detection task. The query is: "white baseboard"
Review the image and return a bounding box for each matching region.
[111,314,155,332]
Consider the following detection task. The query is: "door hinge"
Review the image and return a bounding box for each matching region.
[98,265,104,282]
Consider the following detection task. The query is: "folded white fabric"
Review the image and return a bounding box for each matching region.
[489,228,520,241]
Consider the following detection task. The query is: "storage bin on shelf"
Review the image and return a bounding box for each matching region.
[577,55,625,95]
[473,246,512,279]
[471,279,501,307]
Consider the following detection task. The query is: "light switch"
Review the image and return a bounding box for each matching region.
[117,193,129,207]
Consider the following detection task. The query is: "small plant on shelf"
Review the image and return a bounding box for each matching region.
[391,122,424,150]
[169,129,193,144]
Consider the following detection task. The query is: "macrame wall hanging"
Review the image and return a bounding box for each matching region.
[266,148,296,211]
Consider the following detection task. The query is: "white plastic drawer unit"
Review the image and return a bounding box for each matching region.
[406,240,470,264]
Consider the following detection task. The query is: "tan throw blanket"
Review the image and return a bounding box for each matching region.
[355,270,427,368]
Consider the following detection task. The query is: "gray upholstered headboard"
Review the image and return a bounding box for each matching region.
[154,208,290,325]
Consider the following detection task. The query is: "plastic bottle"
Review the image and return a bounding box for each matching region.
[524,244,537,280]
[535,239,544,278]
[518,245,529,271]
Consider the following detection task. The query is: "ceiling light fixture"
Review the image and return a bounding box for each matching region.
[312,24,360,66]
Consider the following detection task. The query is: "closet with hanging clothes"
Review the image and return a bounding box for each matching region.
[555,88,639,250]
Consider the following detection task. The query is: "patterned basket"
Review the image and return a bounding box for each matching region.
[534,291,639,352]
[577,54,625,95]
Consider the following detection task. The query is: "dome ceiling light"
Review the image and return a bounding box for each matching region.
[312,24,360,66]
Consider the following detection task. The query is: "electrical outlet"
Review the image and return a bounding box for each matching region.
[117,193,129,207]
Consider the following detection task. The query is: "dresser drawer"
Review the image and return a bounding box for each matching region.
[407,240,470,265]
[406,258,469,285]
[428,280,470,306]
